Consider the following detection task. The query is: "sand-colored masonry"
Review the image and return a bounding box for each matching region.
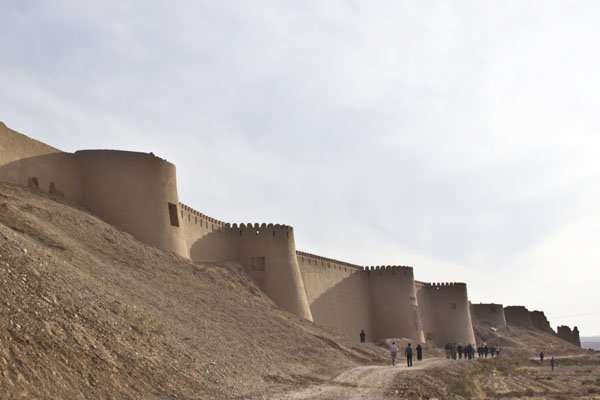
[0,122,574,345]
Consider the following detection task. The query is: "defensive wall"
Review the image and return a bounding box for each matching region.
[470,303,507,329]
[0,122,186,256]
[504,306,534,328]
[557,325,581,347]
[179,203,313,321]
[416,281,476,346]
[0,122,577,345]
[297,252,372,339]
[366,266,424,342]
[530,310,554,334]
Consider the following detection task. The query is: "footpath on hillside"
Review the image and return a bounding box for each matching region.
[271,352,600,400]
[273,357,451,400]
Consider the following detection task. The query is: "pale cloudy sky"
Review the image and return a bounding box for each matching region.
[2,1,599,335]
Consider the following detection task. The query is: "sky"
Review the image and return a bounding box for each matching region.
[1,1,599,335]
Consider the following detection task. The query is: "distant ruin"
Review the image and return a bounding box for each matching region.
[470,303,507,329]
[0,122,581,346]
[557,325,582,347]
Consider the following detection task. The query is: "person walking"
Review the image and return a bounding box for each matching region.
[389,342,398,366]
[405,343,413,367]
[483,345,489,358]
[457,345,463,359]
[416,344,423,361]
[359,330,366,343]
[539,351,544,362]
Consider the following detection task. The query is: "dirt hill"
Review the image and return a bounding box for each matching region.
[0,183,385,399]
[473,324,584,357]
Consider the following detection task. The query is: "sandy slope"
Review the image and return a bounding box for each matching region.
[0,183,385,399]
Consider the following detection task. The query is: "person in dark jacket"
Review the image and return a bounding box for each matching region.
[405,343,413,367]
[416,344,423,361]
[359,330,366,343]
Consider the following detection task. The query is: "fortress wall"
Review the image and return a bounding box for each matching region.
[530,310,555,334]
[297,251,372,341]
[180,203,232,260]
[75,150,187,257]
[0,122,82,200]
[557,325,581,347]
[470,303,507,329]
[417,282,476,346]
[368,266,424,342]
[235,224,313,321]
[504,306,534,328]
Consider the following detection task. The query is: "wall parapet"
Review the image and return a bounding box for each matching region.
[297,250,363,270]
[364,265,413,271]
[423,282,467,288]
[179,202,227,228]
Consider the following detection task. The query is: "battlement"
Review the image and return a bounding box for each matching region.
[223,223,294,238]
[179,202,227,229]
[296,251,362,271]
[364,265,413,271]
[423,282,467,289]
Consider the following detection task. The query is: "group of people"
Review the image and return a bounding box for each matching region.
[388,342,422,367]
[443,343,500,360]
[539,351,556,371]
[360,330,423,367]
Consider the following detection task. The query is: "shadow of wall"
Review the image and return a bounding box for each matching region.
[300,263,373,341]
[0,153,83,201]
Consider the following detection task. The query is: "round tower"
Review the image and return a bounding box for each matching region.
[232,223,313,322]
[368,266,424,342]
[417,282,476,346]
[75,150,187,257]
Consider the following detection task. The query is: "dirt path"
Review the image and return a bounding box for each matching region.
[273,357,451,400]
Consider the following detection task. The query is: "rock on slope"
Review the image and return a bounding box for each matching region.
[0,183,383,399]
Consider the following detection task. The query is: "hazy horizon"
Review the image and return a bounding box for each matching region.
[2,1,599,335]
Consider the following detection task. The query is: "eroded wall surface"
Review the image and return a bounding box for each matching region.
[557,325,581,347]
[504,306,534,328]
[298,252,372,341]
[470,303,507,329]
[530,310,554,334]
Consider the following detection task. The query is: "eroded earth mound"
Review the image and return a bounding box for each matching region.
[0,183,384,399]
